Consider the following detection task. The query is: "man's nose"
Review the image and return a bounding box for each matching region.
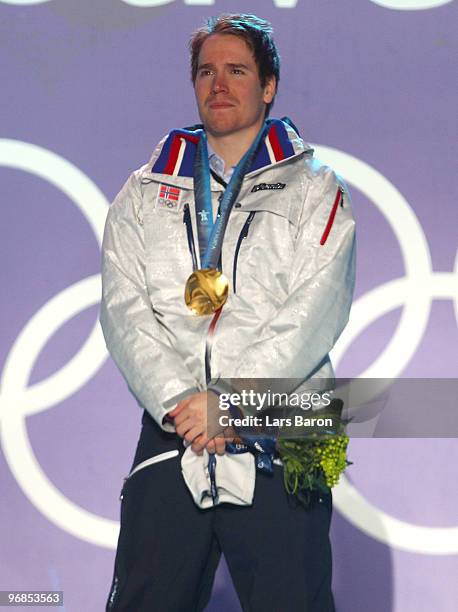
[211,73,228,94]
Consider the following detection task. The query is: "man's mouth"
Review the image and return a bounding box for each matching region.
[208,101,235,109]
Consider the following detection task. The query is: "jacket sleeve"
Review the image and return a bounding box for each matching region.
[225,165,356,383]
[99,171,200,430]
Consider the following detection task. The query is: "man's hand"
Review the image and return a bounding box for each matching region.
[205,426,237,456]
[168,391,230,455]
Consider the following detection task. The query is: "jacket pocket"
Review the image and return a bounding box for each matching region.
[236,186,299,224]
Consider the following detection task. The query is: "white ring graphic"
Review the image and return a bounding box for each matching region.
[0,140,117,548]
[0,141,457,551]
[0,139,106,246]
[312,145,434,379]
[0,0,51,4]
[333,473,458,555]
[0,139,109,414]
[0,276,119,548]
[312,145,458,554]
[120,0,176,6]
[369,0,453,9]
[2,0,452,7]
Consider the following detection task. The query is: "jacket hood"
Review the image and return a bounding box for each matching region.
[146,118,313,181]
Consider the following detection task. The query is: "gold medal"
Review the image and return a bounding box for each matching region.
[185,268,229,315]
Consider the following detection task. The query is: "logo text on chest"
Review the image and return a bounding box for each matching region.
[251,182,286,193]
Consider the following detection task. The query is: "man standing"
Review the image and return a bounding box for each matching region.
[101,13,355,612]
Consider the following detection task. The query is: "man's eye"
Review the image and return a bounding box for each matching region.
[199,69,213,77]
[231,69,244,75]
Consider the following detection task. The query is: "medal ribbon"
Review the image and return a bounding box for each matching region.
[192,122,275,503]
[193,122,270,269]
[226,400,278,474]
[193,134,214,264]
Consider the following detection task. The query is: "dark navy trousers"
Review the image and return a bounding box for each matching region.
[106,411,335,612]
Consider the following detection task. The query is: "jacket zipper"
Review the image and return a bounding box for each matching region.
[233,211,256,293]
[183,203,198,271]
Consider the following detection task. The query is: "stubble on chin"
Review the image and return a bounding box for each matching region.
[202,114,238,138]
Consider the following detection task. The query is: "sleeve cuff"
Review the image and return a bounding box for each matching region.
[158,387,200,432]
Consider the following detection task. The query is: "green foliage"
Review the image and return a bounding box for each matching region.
[278,434,351,507]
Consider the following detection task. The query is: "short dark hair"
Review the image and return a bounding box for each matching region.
[189,14,280,117]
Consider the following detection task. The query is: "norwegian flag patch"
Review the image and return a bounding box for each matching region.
[157,184,182,212]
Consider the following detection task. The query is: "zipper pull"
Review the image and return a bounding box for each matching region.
[233,211,256,294]
[242,211,256,238]
[183,202,190,222]
[183,203,198,271]
[216,193,223,218]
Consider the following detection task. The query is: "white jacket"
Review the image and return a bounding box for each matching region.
[100,119,356,431]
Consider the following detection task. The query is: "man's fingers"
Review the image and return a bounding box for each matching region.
[168,397,192,418]
[205,436,225,455]
[214,436,226,456]
[173,409,192,427]
[175,418,199,439]
[174,407,204,433]
[184,419,207,444]
[191,434,208,453]
[174,418,189,438]
[223,427,236,443]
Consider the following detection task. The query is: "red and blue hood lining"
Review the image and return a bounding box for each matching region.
[151,118,300,178]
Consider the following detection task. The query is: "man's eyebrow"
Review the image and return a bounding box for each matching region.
[197,62,251,70]
[226,63,250,70]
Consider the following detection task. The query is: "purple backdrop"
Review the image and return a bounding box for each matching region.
[1,1,457,611]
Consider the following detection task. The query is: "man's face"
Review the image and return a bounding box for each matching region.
[194,33,275,139]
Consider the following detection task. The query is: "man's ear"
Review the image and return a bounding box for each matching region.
[263,76,276,104]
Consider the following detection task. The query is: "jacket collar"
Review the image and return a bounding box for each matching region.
[147,118,313,180]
